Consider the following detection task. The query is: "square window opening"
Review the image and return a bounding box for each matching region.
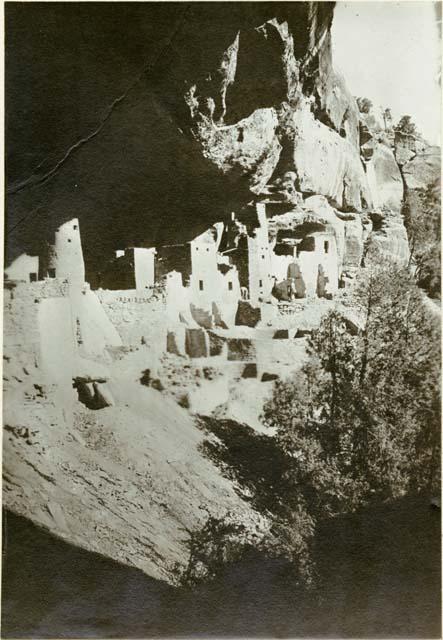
[48,268,56,278]
[29,272,37,282]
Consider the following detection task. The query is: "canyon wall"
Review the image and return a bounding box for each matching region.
[8,2,438,282]
[1,3,385,281]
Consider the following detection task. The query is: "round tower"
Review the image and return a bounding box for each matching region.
[46,218,85,285]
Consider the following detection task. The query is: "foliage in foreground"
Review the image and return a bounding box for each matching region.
[183,263,440,588]
[395,114,418,136]
[177,509,316,589]
[403,180,441,298]
[177,516,252,587]
[264,264,440,520]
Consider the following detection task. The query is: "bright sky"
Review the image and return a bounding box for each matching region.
[332,1,441,145]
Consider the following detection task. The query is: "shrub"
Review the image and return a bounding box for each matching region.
[178,515,255,587]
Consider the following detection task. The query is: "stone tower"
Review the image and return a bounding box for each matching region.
[44,218,85,285]
[247,203,273,304]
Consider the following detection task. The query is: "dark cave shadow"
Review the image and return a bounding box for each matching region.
[2,494,441,638]
[197,416,291,516]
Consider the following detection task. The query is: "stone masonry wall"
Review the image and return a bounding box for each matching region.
[96,289,167,351]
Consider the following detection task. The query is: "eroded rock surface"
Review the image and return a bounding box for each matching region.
[401,145,441,191]
[3,347,267,585]
[6,3,367,282]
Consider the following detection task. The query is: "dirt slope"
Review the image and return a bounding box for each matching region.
[3,361,266,584]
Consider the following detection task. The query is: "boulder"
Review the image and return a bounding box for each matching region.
[365,213,409,265]
[73,379,114,410]
[402,146,441,191]
[92,382,114,409]
[150,379,164,392]
[343,216,364,269]
[365,142,404,213]
[288,102,371,210]
[74,380,95,408]
[140,369,151,386]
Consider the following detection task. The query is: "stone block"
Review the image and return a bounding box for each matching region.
[92,382,114,408]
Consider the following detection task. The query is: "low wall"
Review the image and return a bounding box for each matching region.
[96,289,167,351]
[4,279,122,383]
[185,328,209,358]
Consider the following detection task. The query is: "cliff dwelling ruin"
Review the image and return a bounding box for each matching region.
[3,5,440,627]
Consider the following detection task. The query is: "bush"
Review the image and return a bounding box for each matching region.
[403,180,441,298]
[194,269,440,588]
[357,97,373,114]
[395,114,418,136]
[178,515,256,587]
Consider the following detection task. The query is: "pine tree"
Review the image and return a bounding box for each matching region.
[263,262,440,527]
[396,114,418,136]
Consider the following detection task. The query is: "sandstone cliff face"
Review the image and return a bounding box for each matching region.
[7,4,440,280]
[364,142,403,213]
[180,8,369,213]
[401,145,441,191]
[7,2,371,281]
[361,135,409,264]
[152,1,417,273]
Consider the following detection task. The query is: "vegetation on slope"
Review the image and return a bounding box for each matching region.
[403,179,441,298]
[191,260,440,587]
